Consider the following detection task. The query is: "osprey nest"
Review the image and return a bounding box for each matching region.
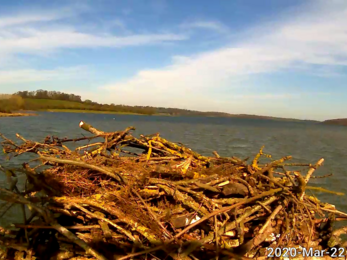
[0,121,346,260]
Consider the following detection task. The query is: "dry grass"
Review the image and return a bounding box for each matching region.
[0,112,36,117]
[0,94,11,100]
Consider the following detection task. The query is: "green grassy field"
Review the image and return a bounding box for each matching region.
[25,99,89,109]
[23,99,155,115]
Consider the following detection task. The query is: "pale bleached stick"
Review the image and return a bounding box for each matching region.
[300,158,325,200]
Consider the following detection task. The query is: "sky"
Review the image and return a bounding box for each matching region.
[0,0,347,120]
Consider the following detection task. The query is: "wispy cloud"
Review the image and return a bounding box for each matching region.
[108,19,126,30]
[0,14,57,28]
[0,67,89,84]
[0,7,187,66]
[0,28,186,53]
[181,20,230,34]
[0,3,90,28]
[101,0,347,116]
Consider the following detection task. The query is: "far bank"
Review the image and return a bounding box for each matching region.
[0,112,36,117]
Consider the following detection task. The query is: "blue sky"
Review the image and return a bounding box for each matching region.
[0,0,346,120]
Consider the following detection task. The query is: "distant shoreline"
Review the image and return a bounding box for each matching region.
[1,94,323,122]
[42,109,311,121]
[0,109,323,122]
[0,112,36,117]
[42,109,157,115]
[322,118,347,126]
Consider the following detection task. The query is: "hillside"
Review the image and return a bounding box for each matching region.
[322,118,347,126]
[23,99,318,122]
[0,89,321,122]
[22,98,156,115]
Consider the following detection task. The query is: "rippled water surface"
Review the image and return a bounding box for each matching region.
[1,112,346,225]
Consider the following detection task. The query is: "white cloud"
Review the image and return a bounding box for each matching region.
[0,9,187,65]
[0,67,88,84]
[108,19,126,30]
[0,3,90,29]
[0,14,58,28]
[100,0,347,117]
[181,21,229,34]
[0,28,186,53]
[181,20,230,34]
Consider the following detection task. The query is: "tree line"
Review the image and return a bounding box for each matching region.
[1,90,156,115]
[1,89,232,117]
[14,90,82,102]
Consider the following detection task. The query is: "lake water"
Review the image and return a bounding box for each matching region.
[0,112,346,226]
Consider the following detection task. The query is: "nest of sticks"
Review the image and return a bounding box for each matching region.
[0,121,346,260]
